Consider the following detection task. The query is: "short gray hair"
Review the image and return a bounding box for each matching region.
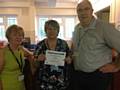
[77,0,93,10]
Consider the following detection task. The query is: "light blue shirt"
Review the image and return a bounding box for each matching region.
[72,17,120,72]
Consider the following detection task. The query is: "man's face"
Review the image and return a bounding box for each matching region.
[77,1,93,27]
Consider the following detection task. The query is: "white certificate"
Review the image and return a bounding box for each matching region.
[45,50,66,66]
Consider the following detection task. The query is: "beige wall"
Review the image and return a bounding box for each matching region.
[0,7,35,44]
[0,2,77,44]
[36,8,76,16]
[1,0,117,43]
[110,0,120,28]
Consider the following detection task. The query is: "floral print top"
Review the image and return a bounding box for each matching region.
[34,38,71,90]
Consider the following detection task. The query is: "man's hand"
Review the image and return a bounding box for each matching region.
[99,63,119,73]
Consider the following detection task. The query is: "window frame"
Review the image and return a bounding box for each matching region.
[35,15,76,42]
[0,15,17,41]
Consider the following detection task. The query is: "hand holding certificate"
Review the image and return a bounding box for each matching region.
[45,50,66,66]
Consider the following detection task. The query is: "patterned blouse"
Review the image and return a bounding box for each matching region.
[34,38,71,90]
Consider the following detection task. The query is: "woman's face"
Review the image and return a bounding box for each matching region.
[8,30,24,45]
[45,26,58,39]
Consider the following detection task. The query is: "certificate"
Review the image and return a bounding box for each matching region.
[45,50,66,66]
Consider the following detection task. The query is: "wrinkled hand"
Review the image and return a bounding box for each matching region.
[64,56,72,64]
[99,63,119,73]
[37,53,46,61]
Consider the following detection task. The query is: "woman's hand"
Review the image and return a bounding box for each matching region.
[64,56,72,64]
[37,53,46,61]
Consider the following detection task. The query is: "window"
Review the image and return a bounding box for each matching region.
[65,18,75,39]
[0,17,3,23]
[35,16,75,42]
[0,15,17,41]
[37,17,48,40]
[7,17,17,26]
[0,25,5,40]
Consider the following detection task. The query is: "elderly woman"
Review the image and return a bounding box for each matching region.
[34,20,72,90]
[0,25,33,90]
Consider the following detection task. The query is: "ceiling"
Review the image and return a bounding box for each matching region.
[0,0,78,8]
[0,0,111,12]
[35,0,78,8]
[0,0,78,3]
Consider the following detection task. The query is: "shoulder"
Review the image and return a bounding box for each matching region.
[58,38,67,44]
[19,46,30,52]
[75,23,81,30]
[37,39,46,45]
[20,46,27,51]
[0,47,6,73]
[96,18,114,28]
[0,48,4,54]
[20,46,33,56]
[73,23,81,36]
[0,46,7,59]
[95,19,117,34]
[57,38,69,48]
[0,46,8,53]
[36,39,47,49]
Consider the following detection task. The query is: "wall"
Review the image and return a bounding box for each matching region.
[36,8,76,16]
[96,7,110,22]
[0,1,77,44]
[110,0,120,28]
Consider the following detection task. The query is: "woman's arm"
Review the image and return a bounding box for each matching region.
[21,46,33,58]
[0,49,4,73]
[64,41,73,64]
[21,46,35,74]
[0,48,4,90]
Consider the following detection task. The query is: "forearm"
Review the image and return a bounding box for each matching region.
[113,54,120,71]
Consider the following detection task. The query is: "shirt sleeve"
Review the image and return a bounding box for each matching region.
[103,22,120,52]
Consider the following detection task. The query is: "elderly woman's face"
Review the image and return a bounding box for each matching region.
[45,26,58,39]
[8,30,24,45]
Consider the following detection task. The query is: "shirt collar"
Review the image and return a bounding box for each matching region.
[88,17,97,29]
[79,17,97,31]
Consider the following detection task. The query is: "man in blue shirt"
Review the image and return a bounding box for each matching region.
[71,0,120,90]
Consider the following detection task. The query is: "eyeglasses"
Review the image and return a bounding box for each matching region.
[77,7,91,12]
